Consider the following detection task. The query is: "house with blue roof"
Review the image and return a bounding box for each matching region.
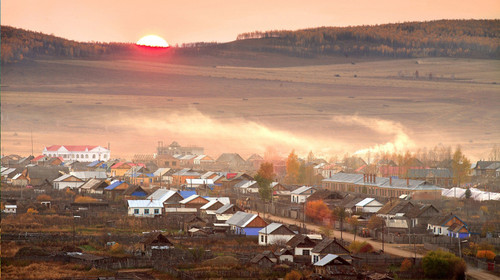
[427,213,470,238]
[226,211,268,236]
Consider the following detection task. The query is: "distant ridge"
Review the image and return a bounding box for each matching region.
[2,19,499,64]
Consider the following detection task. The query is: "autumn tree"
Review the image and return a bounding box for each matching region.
[36,194,52,201]
[422,250,466,280]
[367,215,384,230]
[452,146,471,186]
[347,216,359,241]
[285,150,300,184]
[333,207,347,240]
[306,200,331,224]
[256,161,274,202]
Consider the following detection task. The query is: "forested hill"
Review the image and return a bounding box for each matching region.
[233,20,500,58]
[2,19,499,64]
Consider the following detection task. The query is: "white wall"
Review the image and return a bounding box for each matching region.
[294,247,313,256]
[54,181,84,190]
[128,207,162,217]
[258,233,295,245]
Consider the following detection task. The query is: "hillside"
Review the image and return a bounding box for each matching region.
[1,19,500,65]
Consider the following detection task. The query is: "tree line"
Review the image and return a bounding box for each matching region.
[236,19,500,59]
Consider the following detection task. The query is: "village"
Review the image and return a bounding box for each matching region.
[2,142,500,280]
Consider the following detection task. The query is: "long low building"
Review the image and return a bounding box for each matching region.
[322,173,442,199]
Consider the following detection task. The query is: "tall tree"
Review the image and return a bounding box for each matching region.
[347,217,359,241]
[333,207,346,240]
[452,146,471,187]
[307,150,315,163]
[256,162,274,202]
[285,150,300,184]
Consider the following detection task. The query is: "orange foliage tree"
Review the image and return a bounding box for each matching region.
[285,150,300,184]
[306,200,331,224]
[477,250,495,260]
[36,194,52,201]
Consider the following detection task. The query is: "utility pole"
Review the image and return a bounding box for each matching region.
[382,221,385,252]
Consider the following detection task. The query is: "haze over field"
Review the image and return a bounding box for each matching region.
[1,56,499,160]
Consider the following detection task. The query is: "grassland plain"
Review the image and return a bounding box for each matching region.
[1,57,499,160]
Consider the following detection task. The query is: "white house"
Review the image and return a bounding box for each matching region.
[258,223,296,245]
[43,145,110,162]
[127,200,163,217]
[70,171,107,180]
[3,205,17,214]
[53,174,85,190]
[355,198,383,213]
[291,186,315,203]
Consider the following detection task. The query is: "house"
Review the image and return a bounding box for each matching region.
[183,215,208,232]
[258,223,296,245]
[3,204,17,214]
[377,200,416,220]
[43,145,110,162]
[79,179,109,194]
[216,153,247,169]
[404,204,440,230]
[287,234,318,258]
[155,154,180,168]
[473,161,500,177]
[234,180,259,194]
[250,254,274,269]
[127,200,163,217]
[148,189,184,208]
[275,248,294,263]
[171,168,201,185]
[140,232,174,257]
[23,166,70,186]
[103,180,130,199]
[342,197,365,214]
[291,186,316,203]
[311,238,351,264]
[11,173,29,186]
[157,141,204,157]
[179,195,210,210]
[215,203,243,222]
[355,198,383,213]
[226,211,268,236]
[408,168,453,187]
[313,254,357,280]
[110,162,145,177]
[427,213,470,238]
[193,155,215,165]
[53,174,85,190]
[271,182,291,196]
[122,185,148,198]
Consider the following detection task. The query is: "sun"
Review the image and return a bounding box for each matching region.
[136,35,169,48]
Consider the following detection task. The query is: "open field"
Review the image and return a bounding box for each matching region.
[1,57,499,160]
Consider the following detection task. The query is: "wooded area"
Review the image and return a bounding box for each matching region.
[2,20,499,64]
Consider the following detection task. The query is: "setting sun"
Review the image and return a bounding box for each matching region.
[136,35,169,48]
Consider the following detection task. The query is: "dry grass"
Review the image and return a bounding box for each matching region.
[1,262,88,279]
[1,57,499,160]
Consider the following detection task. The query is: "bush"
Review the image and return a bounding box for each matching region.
[26,208,38,214]
[476,250,495,260]
[36,194,52,201]
[359,243,374,253]
[422,250,466,279]
[400,258,412,272]
[284,270,302,280]
[349,241,373,253]
[74,196,98,203]
[109,243,124,254]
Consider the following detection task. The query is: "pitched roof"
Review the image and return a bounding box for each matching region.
[200,199,223,210]
[45,145,100,152]
[286,234,317,248]
[226,211,260,227]
[405,204,439,218]
[314,254,350,266]
[215,203,237,214]
[311,238,350,254]
[428,213,466,227]
[291,186,313,195]
[104,180,126,190]
[377,200,415,215]
[259,223,295,235]
[356,198,381,207]
[408,168,452,178]
[179,191,197,199]
[53,174,83,182]
[141,232,173,246]
[179,195,209,204]
[147,189,178,203]
[127,200,163,208]
[80,178,108,190]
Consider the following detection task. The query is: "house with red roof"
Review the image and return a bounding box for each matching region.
[42,145,110,162]
[110,162,145,177]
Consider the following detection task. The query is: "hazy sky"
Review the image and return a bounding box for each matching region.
[2,0,499,44]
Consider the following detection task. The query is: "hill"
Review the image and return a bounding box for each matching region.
[2,20,499,65]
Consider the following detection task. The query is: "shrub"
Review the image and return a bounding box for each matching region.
[109,243,124,254]
[359,243,374,253]
[400,258,412,272]
[476,250,495,260]
[284,270,302,280]
[422,250,466,279]
[36,194,52,201]
[26,208,38,214]
[74,196,98,203]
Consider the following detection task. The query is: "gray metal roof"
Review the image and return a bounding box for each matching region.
[291,186,312,195]
[225,211,257,227]
[215,203,234,214]
[323,173,364,184]
[259,223,285,234]
[314,254,340,266]
[147,189,178,203]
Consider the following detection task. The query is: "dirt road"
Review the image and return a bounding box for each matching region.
[251,211,500,280]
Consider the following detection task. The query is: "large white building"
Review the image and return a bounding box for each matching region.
[42,145,110,162]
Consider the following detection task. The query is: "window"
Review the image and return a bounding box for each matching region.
[265,236,267,244]
[103,154,107,159]
[303,249,310,256]
[145,209,150,214]
[93,154,96,159]
[154,209,159,214]
[261,235,264,242]
[165,161,170,166]
[85,154,89,158]
[134,209,139,214]
[76,154,79,158]
[172,161,176,166]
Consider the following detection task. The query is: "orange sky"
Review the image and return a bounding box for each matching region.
[2,0,499,44]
